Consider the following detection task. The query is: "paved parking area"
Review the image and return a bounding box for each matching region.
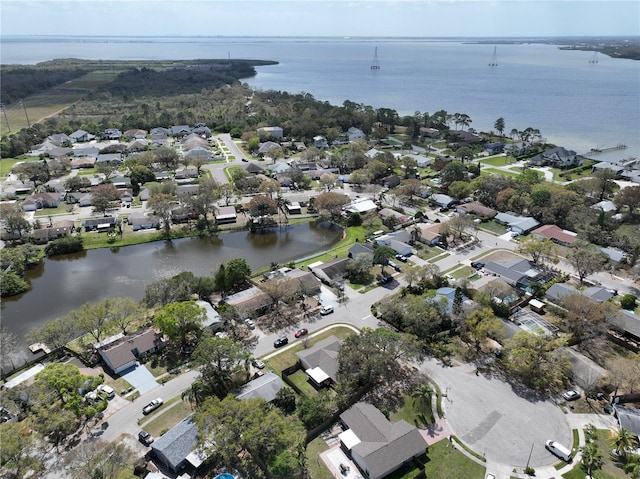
[120,363,158,395]
[419,358,571,469]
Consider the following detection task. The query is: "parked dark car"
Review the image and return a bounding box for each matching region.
[274,337,289,348]
[138,430,154,446]
[471,261,485,269]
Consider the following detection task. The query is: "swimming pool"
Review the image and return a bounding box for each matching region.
[214,474,235,479]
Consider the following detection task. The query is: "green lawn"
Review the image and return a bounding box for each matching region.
[482,167,523,178]
[424,440,486,479]
[562,429,630,479]
[479,156,513,167]
[449,265,475,279]
[478,220,509,236]
[0,156,35,177]
[288,370,319,396]
[34,203,76,217]
[389,394,434,428]
[415,245,446,261]
[295,226,363,268]
[306,436,333,479]
[141,400,194,437]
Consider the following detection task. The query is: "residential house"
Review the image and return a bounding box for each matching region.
[599,246,626,263]
[376,230,412,256]
[47,133,72,147]
[30,221,74,244]
[97,328,164,375]
[192,125,211,137]
[257,126,284,139]
[339,402,428,479]
[70,157,97,169]
[378,208,410,224]
[592,161,625,176]
[410,222,444,246]
[151,416,206,475]
[224,286,272,318]
[174,166,199,179]
[44,147,72,159]
[69,130,95,143]
[1,180,34,199]
[484,258,553,290]
[296,335,342,387]
[365,148,383,159]
[170,125,191,137]
[347,127,365,142]
[546,283,613,305]
[150,133,169,147]
[531,225,578,246]
[529,147,581,168]
[485,142,505,154]
[128,215,160,231]
[448,130,482,146]
[343,198,378,214]
[612,406,640,438]
[150,127,171,136]
[456,201,497,219]
[308,258,351,286]
[258,141,281,155]
[609,311,640,352]
[348,243,374,258]
[83,217,118,232]
[244,162,266,175]
[431,286,473,314]
[111,176,132,188]
[96,153,123,166]
[123,129,148,139]
[382,174,401,189]
[430,194,457,209]
[419,127,440,138]
[102,129,122,140]
[195,300,223,331]
[313,135,328,150]
[73,145,100,158]
[215,206,237,225]
[128,140,149,152]
[236,372,285,402]
[21,192,64,212]
[263,267,321,295]
[285,202,302,215]
[494,212,540,234]
[504,142,530,157]
[591,200,618,213]
[182,133,208,150]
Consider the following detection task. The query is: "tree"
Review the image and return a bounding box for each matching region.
[188,177,219,234]
[95,161,119,181]
[273,387,296,414]
[447,215,474,244]
[91,183,121,215]
[248,194,277,226]
[610,428,639,459]
[463,307,505,352]
[581,441,604,477]
[195,395,305,477]
[447,180,473,200]
[191,336,250,401]
[614,185,640,217]
[260,277,297,312]
[34,363,86,404]
[621,294,637,310]
[346,253,374,285]
[128,164,155,193]
[337,327,424,406]
[439,161,466,191]
[561,294,616,344]
[71,299,117,343]
[517,237,558,266]
[319,173,338,191]
[26,314,80,350]
[373,245,395,276]
[63,175,91,192]
[14,161,49,187]
[63,439,133,479]
[259,178,281,199]
[108,297,143,335]
[411,383,434,415]
[568,241,608,285]
[494,117,505,137]
[225,258,251,292]
[297,390,336,429]
[401,156,418,178]
[0,272,29,297]
[154,146,179,169]
[153,301,206,349]
[454,146,474,163]
[501,331,570,390]
[314,191,349,223]
[397,179,424,204]
[147,192,174,235]
[0,422,44,479]
[0,203,32,241]
[218,183,237,206]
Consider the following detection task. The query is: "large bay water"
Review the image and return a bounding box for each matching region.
[1,222,342,348]
[2,36,639,156]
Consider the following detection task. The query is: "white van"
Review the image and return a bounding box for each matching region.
[545,440,572,461]
[97,384,115,399]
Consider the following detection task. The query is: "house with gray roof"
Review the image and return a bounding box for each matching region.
[96,153,122,166]
[484,258,544,288]
[69,129,95,143]
[151,415,206,474]
[339,402,427,479]
[609,310,640,352]
[128,215,160,231]
[97,328,164,374]
[529,147,581,168]
[348,243,374,258]
[235,372,285,403]
[296,335,342,387]
[546,283,614,304]
[430,194,457,209]
[613,405,640,438]
[494,212,540,234]
[258,141,281,155]
[215,206,237,225]
[258,126,283,139]
[308,257,350,285]
[170,125,191,137]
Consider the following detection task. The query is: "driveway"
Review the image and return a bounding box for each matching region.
[120,363,158,394]
[419,358,571,469]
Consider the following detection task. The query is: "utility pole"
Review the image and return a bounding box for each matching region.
[525,441,534,473]
[19,99,31,128]
[0,103,10,133]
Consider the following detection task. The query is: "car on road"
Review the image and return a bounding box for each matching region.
[545,440,572,461]
[562,389,581,401]
[471,261,485,269]
[295,328,309,338]
[388,260,402,272]
[320,305,334,315]
[244,318,256,330]
[395,254,409,262]
[138,430,154,446]
[142,398,163,415]
[486,474,496,479]
[252,359,265,369]
[274,337,289,348]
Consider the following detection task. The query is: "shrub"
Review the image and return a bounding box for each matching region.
[45,236,83,256]
[620,294,637,310]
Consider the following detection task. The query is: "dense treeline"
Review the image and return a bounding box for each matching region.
[0,67,88,105]
[98,61,263,98]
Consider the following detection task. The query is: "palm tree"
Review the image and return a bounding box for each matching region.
[276,194,291,227]
[581,442,604,477]
[624,454,640,479]
[610,428,639,459]
[411,384,434,414]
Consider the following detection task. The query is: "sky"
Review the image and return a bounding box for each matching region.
[1,0,638,38]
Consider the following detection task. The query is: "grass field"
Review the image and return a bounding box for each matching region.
[389,394,435,428]
[424,440,487,479]
[0,70,121,136]
[141,400,194,437]
[306,436,333,479]
[0,156,37,178]
[482,167,524,178]
[479,156,514,167]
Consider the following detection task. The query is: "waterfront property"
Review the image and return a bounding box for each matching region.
[96,328,165,375]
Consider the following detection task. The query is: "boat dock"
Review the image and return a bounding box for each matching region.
[583,143,627,156]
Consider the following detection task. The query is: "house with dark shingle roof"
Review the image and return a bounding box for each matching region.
[456,201,497,219]
[309,258,351,285]
[339,402,427,479]
[529,146,580,168]
[98,328,164,374]
[296,335,342,386]
[151,415,206,474]
[494,212,539,234]
[235,372,285,402]
[70,129,95,143]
